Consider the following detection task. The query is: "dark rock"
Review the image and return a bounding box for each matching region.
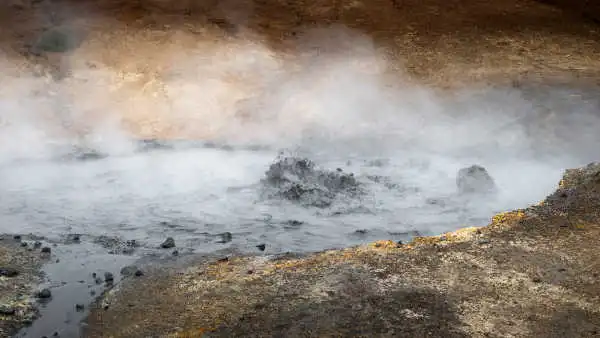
[256,244,266,251]
[20,241,28,247]
[34,241,42,248]
[13,235,21,241]
[36,288,52,299]
[0,267,19,277]
[41,247,51,254]
[120,265,140,277]
[92,272,97,278]
[104,272,114,283]
[172,250,179,256]
[75,304,85,312]
[0,304,15,315]
[66,234,81,243]
[95,277,103,285]
[456,165,497,194]
[217,232,233,243]
[134,269,144,277]
[160,237,176,249]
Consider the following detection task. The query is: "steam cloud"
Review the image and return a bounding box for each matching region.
[1,22,599,248]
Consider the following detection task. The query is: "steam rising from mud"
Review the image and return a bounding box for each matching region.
[1,24,600,248]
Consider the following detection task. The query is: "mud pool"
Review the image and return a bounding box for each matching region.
[2,85,600,337]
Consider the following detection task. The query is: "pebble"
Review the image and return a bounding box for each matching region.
[218,232,233,243]
[104,272,114,284]
[36,288,52,299]
[256,244,266,251]
[120,265,143,277]
[41,247,51,254]
[0,304,15,315]
[160,237,176,249]
[0,267,19,277]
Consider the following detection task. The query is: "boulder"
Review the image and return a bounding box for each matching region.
[456,165,497,194]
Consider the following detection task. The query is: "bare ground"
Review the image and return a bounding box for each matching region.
[0,237,45,337]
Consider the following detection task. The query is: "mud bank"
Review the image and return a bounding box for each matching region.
[0,236,45,337]
[84,163,600,337]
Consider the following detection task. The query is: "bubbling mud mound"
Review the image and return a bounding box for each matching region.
[261,155,362,208]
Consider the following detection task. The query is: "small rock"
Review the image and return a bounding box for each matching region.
[41,247,51,254]
[90,290,96,296]
[160,237,176,249]
[134,269,144,277]
[36,288,52,299]
[13,235,21,241]
[20,242,28,247]
[75,304,85,312]
[172,250,179,256]
[104,272,114,283]
[532,276,543,283]
[478,239,491,245]
[92,272,97,278]
[218,232,233,243]
[120,265,140,277]
[67,234,81,243]
[94,277,103,285]
[256,244,266,251]
[34,241,42,249]
[0,304,15,315]
[0,267,19,277]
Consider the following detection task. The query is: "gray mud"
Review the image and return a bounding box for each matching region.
[2,85,600,336]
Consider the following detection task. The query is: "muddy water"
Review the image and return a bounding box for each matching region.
[2,85,600,337]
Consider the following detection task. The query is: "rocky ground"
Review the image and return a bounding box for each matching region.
[0,236,47,337]
[82,163,600,337]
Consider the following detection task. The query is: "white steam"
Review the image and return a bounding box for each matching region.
[0,25,599,250]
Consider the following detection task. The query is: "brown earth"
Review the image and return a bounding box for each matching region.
[85,163,600,337]
[1,0,600,138]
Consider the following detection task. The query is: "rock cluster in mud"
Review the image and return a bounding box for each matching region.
[262,156,362,207]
